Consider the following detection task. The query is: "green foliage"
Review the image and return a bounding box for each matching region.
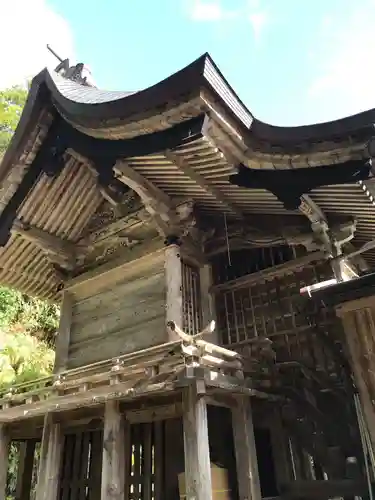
[0,287,59,346]
[0,83,58,498]
[0,85,28,157]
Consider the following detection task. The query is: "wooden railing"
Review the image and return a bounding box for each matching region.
[0,322,272,423]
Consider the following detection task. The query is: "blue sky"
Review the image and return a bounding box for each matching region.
[3,0,375,126]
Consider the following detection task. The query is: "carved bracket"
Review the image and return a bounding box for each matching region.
[114,160,198,244]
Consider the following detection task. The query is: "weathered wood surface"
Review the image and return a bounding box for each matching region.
[54,291,73,374]
[165,244,183,341]
[182,383,213,500]
[336,305,375,451]
[35,413,63,500]
[232,396,262,500]
[0,424,9,500]
[101,401,126,500]
[15,440,36,500]
[68,256,166,368]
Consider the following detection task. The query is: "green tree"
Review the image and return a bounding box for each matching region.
[0,83,59,499]
[0,86,28,157]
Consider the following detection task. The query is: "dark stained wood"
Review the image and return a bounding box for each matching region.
[231,397,262,500]
[101,401,125,500]
[15,440,36,500]
[182,383,212,500]
[0,424,9,500]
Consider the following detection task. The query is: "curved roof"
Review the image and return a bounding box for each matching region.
[1,52,375,300]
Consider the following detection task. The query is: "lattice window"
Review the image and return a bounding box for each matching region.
[212,247,339,372]
[181,260,202,336]
[59,430,103,500]
[128,422,164,500]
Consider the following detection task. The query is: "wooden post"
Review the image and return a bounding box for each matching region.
[15,440,36,500]
[54,291,73,373]
[200,264,219,344]
[35,414,63,500]
[101,400,126,500]
[165,243,183,340]
[232,397,262,500]
[182,383,213,500]
[0,424,9,500]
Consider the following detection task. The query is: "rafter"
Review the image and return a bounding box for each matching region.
[164,149,244,219]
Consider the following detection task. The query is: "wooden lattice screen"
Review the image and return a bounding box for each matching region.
[129,422,164,500]
[181,260,202,335]
[211,247,339,371]
[59,430,103,500]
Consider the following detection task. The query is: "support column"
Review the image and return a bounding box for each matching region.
[16,440,36,500]
[165,243,183,340]
[182,383,212,500]
[0,424,9,500]
[200,264,219,344]
[54,291,73,374]
[101,400,126,500]
[232,397,262,500]
[35,414,63,500]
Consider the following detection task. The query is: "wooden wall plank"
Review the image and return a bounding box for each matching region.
[182,384,212,500]
[231,397,262,500]
[101,401,125,500]
[68,257,166,368]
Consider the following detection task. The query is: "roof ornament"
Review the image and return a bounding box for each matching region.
[46,44,96,87]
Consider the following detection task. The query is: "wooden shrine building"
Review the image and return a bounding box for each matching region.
[2,53,375,499]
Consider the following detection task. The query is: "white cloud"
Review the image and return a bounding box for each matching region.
[188,0,238,22]
[249,11,268,42]
[0,0,75,89]
[308,0,375,117]
[187,0,268,41]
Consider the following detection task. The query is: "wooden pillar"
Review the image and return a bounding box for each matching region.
[165,243,183,340]
[54,291,73,373]
[200,264,219,344]
[182,383,212,500]
[0,424,9,500]
[336,302,375,451]
[35,414,63,500]
[15,440,36,500]
[101,400,126,500]
[269,409,293,489]
[232,397,262,500]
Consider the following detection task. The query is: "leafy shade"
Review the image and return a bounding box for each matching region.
[0,86,28,157]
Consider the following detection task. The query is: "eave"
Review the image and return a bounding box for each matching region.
[2,53,375,300]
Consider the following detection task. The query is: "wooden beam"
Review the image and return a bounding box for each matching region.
[165,149,244,219]
[114,161,172,219]
[231,397,262,500]
[35,413,63,500]
[182,383,213,500]
[101,400,126,500]
[54,291,73,374]
[12,218,76,270]
[0,424,9,500]
[165,244,183,341]
[16,440,36,500]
